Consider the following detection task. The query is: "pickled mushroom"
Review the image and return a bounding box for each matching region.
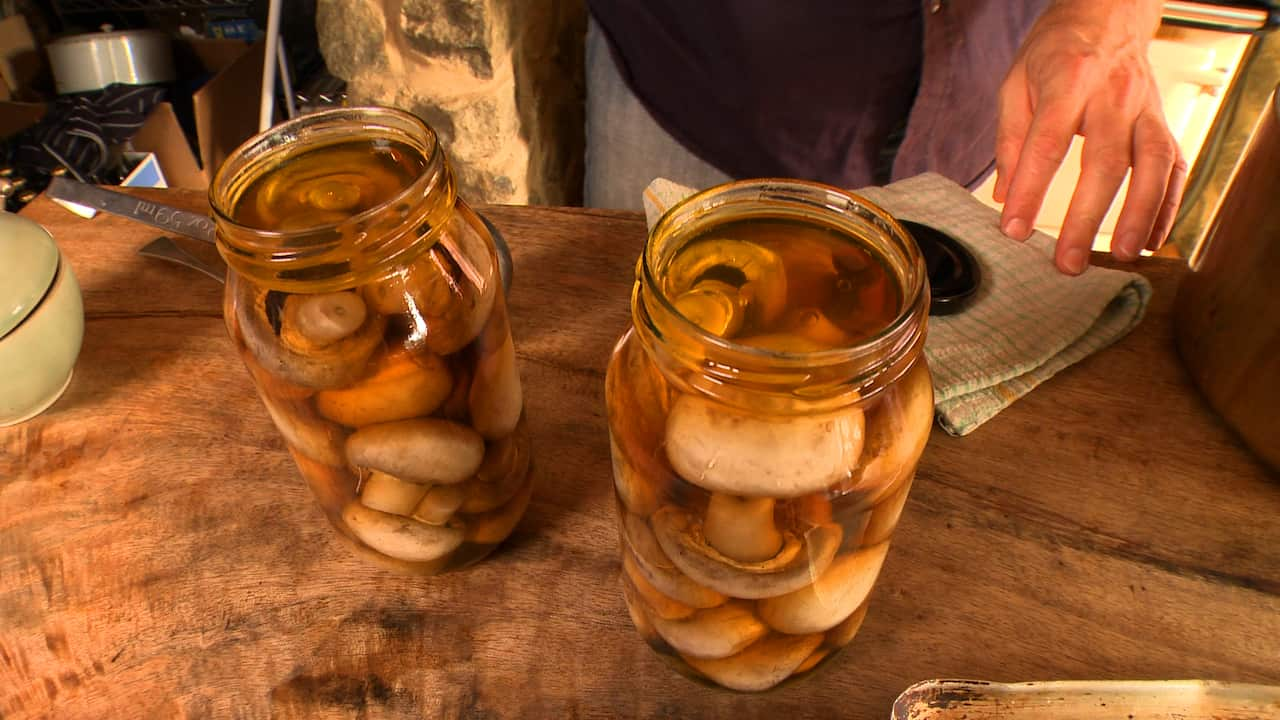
[235,283,385,390]
[781,307,854,348]
[683,631,823,692]
[346,418,485,484]
[412,484,465,526]
[610,439,661,517]
[863,475,913,546]
[461,429,532,514]
[622,512,727,609]
[315,350,453,427]
[289,447,355,515]
[666,238,787,329]
[651,505,842,600]
[702,494,783,563]
[468,333,523,439]
[664,394,865,497]
[364,243,495,356]
[360,470,429,516]
[620,573,660,642]
[826,602,870,647]
[793,648,829,675]
[438,356,474,421]
[757,542,889,634]
[342,501,464,563]
[649,602,767,660]
[282,291,368,347]
[462,478,532,544]
[737,333,832,354]
[850,360,933,500]
[672,280,744,338]
[246,355,314,400]
[622,548,696,620]
[260,392,346,467]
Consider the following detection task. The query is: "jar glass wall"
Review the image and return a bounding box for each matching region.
[211,107,531,575]
[606,179,932,691]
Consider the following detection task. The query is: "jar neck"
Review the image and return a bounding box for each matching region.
[209,107,456,293]
[633,179,929,412]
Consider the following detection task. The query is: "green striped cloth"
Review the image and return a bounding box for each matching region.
[641,173,1153,436]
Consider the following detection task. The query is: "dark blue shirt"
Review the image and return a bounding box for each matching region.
[588,0,1050,189]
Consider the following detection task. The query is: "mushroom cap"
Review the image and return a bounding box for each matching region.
[650,602,768,660]
[665,237,788,329]
[364,241,495,356]
[757,542,889,634]
[468,332,523,440]
[609,438,662,518]
[826,601,870,647]
[651,505,842,600]
[461,476,532,545]
[315,350,453,427]
[620,571,661,643]
[683,631,823,692]
[235,282,385,390]
[342,501,464,563]
[289,447,355,518]
[622,512,727,609]
[848,358,933,500]
[664,394,865,498]
[863,474,914,547]
[672,280,745,338]
[260,391,347,467]
[461,426,532,514]
[621,548,696,620]
[346,418,485,484]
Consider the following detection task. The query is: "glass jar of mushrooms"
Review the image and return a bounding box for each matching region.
[606,180,933,691]
[211,107,530,575]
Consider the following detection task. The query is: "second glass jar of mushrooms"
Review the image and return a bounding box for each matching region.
[606,180,933,691]
[211,107,530,574]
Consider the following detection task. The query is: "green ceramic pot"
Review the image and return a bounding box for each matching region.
[0,211,84,426]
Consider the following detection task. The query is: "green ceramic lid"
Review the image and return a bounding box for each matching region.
[0,212,60,339]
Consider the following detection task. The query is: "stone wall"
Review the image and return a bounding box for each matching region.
[317,0,586,206]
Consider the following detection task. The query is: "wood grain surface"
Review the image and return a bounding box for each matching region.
[1,189,1277,719]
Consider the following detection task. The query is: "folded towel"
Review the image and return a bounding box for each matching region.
[641,173,1153,436]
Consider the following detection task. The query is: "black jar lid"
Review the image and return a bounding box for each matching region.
[899,219,981,316]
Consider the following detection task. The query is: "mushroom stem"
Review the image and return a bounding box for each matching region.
[283,291,368,347]
[703,494,783,563]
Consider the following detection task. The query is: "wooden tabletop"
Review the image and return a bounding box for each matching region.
[2,190,1277,719]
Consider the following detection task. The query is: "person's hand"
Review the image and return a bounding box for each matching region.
[994,0,1188,275]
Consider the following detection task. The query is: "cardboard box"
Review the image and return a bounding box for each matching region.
[0,35,264,189]
[0,99,44,140]
[129,38,266,189]
[0,14,38,99]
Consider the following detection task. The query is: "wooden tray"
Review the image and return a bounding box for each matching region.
[892,679,1280,719]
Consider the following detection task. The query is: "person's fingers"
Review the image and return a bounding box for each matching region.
[1110,108,1177,261]
[1055,121,1133,274]
[1146,152,1190,251]
[999,97,1080,242]
[994,69,1031,204]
